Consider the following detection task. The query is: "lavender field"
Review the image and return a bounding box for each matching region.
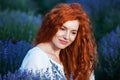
[0,0,120,80]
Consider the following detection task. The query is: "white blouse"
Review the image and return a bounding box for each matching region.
[19,47,95,80]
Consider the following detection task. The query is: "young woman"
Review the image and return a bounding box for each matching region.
[19,3,97,80]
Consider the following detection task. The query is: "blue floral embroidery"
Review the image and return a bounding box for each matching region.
[50,60,66,80]
[35,60,66,80]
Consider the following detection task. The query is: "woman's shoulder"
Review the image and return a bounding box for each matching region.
[20,47,52,72]
[25,47,49,62]
[27,47,47,57]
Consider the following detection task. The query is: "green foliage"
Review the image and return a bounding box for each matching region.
[0,10,41,42]
[87,0,120,41]
[34,0,66,15]
[0,0,37,13]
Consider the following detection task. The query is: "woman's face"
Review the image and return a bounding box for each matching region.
[51,20,79,49]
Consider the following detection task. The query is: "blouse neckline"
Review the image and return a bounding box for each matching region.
[35,46,63,69]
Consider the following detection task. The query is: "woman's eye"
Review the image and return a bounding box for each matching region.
[60,27,65,31]
[72,32,77,35]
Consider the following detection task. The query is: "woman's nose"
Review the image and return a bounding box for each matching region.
[63,31,70,40]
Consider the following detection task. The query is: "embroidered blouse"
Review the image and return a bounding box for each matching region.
[19,47,95,80]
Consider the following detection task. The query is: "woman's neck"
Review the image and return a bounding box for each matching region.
[37,42,62,65]
[37,42,60,56]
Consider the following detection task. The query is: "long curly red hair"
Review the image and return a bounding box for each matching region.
[33,3,97,80]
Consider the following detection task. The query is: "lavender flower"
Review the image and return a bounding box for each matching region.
[0,40,32,76]
[96,26,120,80]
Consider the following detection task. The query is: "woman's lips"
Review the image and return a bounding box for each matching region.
[59,39,68,45]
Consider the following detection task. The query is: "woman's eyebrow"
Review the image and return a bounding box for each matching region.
[62,25,78,31]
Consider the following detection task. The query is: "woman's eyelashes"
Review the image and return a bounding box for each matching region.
[71,31,77,35]
[60,27,66,31]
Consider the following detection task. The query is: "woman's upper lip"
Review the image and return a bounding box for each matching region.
[59,39,68,44]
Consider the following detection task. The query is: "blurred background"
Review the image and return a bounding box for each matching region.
[0,0,120,80]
